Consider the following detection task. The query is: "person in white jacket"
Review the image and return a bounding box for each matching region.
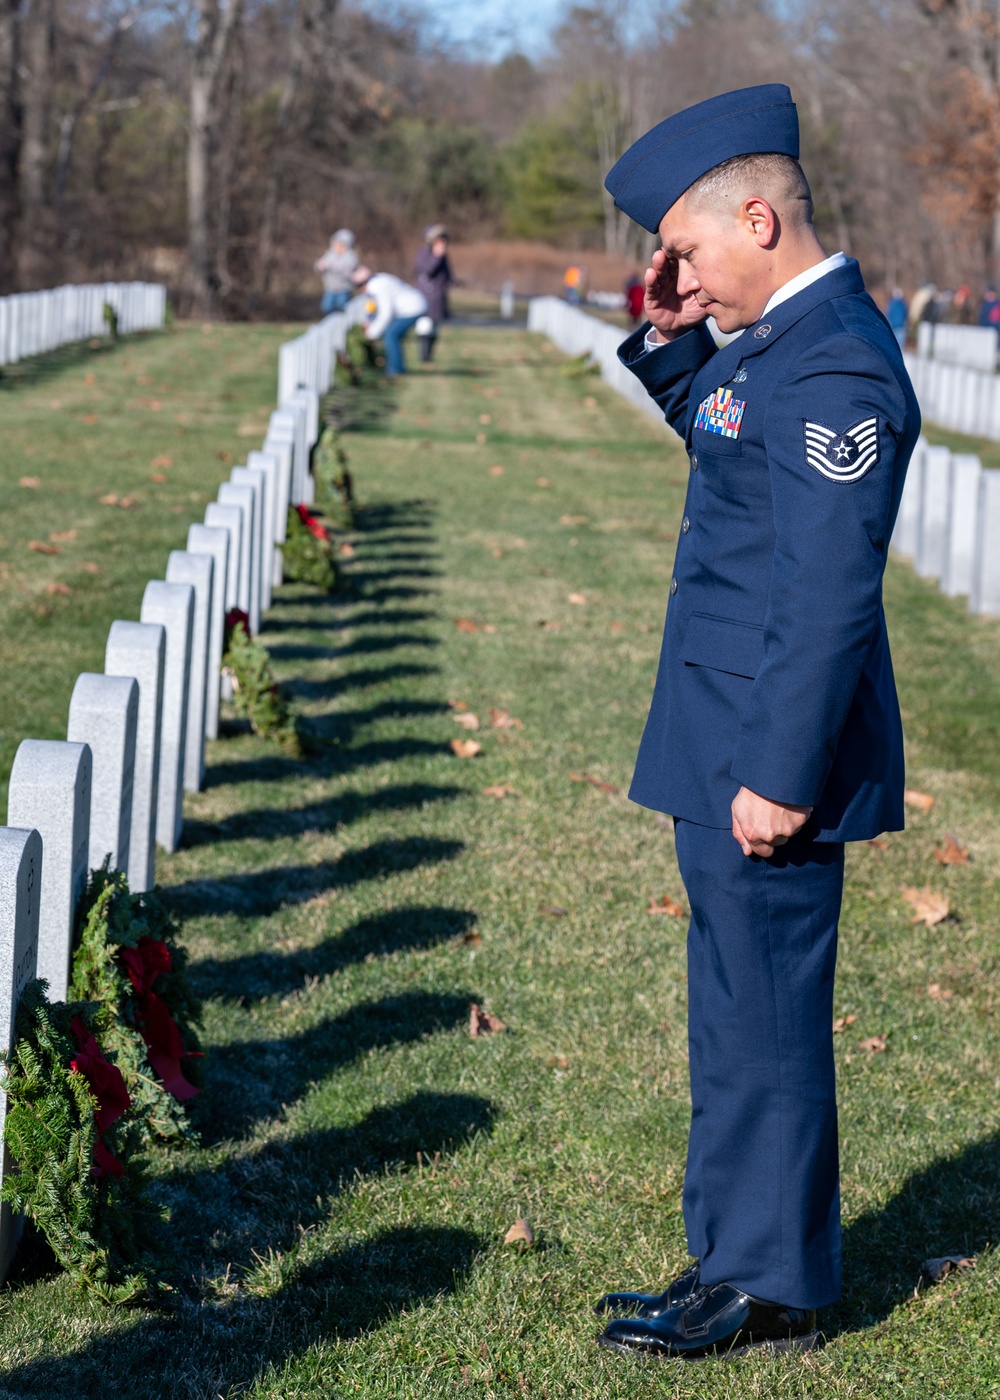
[352,266,428,376]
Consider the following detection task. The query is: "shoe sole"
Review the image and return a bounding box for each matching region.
[597,1330,822,1362]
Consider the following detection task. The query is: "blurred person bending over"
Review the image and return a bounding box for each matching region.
[352,266,428,377]
[591,84,919,1363]
[315,229,358,315]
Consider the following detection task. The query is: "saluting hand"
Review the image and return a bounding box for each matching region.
[732,786,812,858]
[644,248,710,341]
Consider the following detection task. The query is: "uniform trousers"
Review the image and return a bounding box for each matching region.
[673,819,845,1310]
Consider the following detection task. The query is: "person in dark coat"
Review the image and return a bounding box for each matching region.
[414,224,456,362]
[591,84,919,1364]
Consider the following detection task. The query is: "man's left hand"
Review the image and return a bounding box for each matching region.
[731,787,812,858]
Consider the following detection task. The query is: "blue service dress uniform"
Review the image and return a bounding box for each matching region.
[621,259,920,1307]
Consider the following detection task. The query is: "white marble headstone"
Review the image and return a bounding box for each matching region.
[971,470,1000,616]
[204,502,243,612]
[915,445,953,581]
[217,481,257,631]
[0,826,41,1282]
[7,740,91,1003]
[230,465,267,622]
[261,435,293,585]
[247,450,280,611]
[67,673,138,875]
[140,581,193,853]
[186,524,229,741]
[941,454,982,598]
[166,551,214,793]
[104,621,164,893]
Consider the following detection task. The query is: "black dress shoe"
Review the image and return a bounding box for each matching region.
[597,1280,820,1360]
[594,1261,701,1318]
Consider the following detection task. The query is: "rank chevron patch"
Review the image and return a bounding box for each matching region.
[803,416,880,483]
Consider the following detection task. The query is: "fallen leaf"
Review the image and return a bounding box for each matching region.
[547,1054,568,1070]
[151,454,172,468]
[647,895,685,917]
[448,699,469,711]
[461,930,483,947]
[488,708,522,730]
[81,562,100,574]
[536,476,551,487]
[150,473,167,484]
[859,1034,887,1052]
[99,493,120,506]
[49,530,77,543]
[538,619,561,631]
[455,617,479,634]
[567,592,586,605]
[217,449,232,462]
[482,623,497,634]
[489,464,504,476]
[921,1255,974,1284]
[583,395,597,407]
[833,1014,858,1033]
[84,372,96,386]
[469,1002,505,1037]
[450,738,482,759]
[560,514,588,525]
[569,771,620,794]
[453,712,480,730]
[482,783,517,799]
[503,1217,533,1247]
[338,541,356,558]
[28,540,58,554]
[933,834,970,865]
[490,546,503,558]
[475,432,487,444]
[541,905,568,916]
[867,837,889,851]
[44,581,71,595]
[610,621,625,634]
[81,413,98,425]
[479,413,492,424]
[927,983,954,1000]
[118,497,138,509]
[904,789,935,812]
[901,885,950,926]
[19,476,40,488]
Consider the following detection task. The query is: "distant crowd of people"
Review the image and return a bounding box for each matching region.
[313,223,458,376]
[884,283,1000,345]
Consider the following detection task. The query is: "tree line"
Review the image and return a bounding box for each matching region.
[0,0,997,314]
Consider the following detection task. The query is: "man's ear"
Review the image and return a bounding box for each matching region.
[742,197,777,248]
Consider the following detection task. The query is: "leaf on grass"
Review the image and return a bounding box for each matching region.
[569,771,620,794]
[488,708,522,730]
[489,464,504,476]
[450,738,482,759]
[44,582,71,596]
[150,473,167,484]
[560,514,588,525]
[538,620,561,631]
[84,372,96,386]
[453,712,480,731]
[81,413,98,425]
[475,432,487,445]
[503,1218,533,1248]
[567,592,587,605]
[28,540,58,554]
[901,885,950,926]
[547,1054,568,1070]
[490,546,503,558]
[647,895,685,917]
[482,784,516,799]
[904,789,936,812]
[927,983,955,1000]
[610,621,625,634]
[19,476,40,488]
[469,1003,505,1037]
[859,1034,887,1053]
[455,617,479,634]
[482,623,497,634]
[338,542,356,558]
[151,455,172,468]
[867,837,889,852]
[448,699,469,711]
[833,1014,858,1033]
[541,905,568,917]
[479,413,492,425]
[536,477,551,487]
[81,562,100,574]
[933,834,970,866]
[921,1255,974,1284]
[49,530,77,543]
[99,493,120,506]
[460,930,482,948]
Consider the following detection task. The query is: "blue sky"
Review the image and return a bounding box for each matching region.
[410,0,568,60]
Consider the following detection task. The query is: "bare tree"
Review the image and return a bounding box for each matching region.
[0,0,22,291]
[188,0,243,313]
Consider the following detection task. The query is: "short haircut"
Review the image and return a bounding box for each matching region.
[685,152,814,227]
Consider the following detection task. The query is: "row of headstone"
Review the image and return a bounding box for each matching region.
[276,300,366,408]
[916,322,999,374]
[0,319,327,1278]
[904,350,1000,443]
[890,436,1000,614]
[0,282,166,367]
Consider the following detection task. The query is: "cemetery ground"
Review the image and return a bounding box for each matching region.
[0,322,998,1400]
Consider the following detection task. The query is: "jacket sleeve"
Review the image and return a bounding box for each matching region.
[365,281,392,340]
[617,321,717,436]
[730,334,909,806]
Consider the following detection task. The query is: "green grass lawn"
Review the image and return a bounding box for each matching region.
[0,322,998,1398]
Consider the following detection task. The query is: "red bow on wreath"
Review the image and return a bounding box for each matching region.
[118,937,201,1103]
[225,608,251,646]
[297,503,330,542]
[69,1016,130,1180]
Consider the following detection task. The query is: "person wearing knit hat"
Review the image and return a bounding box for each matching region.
[315,229,358,315]
[591,84,920,1362]
[414,224,458,363]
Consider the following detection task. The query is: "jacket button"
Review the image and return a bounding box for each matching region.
[690,453,699,471]
[670,577,678,595]
[682,516,690,533]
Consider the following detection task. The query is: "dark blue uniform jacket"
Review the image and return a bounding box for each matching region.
[621,260,920,841]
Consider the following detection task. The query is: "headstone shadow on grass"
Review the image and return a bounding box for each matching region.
[202,737,453,792]
[194,991,479,1145]
[0,1225,484,1399]
[832,1128,1000,1336]
[190,904,478,1002]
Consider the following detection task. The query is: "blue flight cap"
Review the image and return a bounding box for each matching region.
[605,84,800,234]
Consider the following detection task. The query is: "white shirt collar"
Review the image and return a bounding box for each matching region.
[760,251,848,318]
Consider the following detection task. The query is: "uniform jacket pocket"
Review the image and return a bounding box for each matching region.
[691,428,743,457]
[680,612,764,679]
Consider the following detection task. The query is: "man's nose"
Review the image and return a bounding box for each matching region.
[676,267,701,296]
